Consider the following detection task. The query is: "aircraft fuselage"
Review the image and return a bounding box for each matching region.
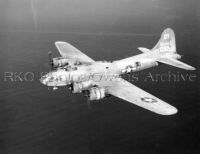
[41,52,159,87]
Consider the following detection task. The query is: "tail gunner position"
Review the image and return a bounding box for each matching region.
[40,28,195,115]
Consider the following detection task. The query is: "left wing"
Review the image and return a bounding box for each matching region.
[55,41,95,64]
[97,78,177,115]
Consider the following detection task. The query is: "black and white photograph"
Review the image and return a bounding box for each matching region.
[0,0,199,153]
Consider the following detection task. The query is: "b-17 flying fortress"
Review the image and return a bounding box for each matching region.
[40,28,195,115]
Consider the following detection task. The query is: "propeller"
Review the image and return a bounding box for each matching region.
[48,51,53,69]
[82,90,92,109]
[86,98,92,109]
[67,83,73,92]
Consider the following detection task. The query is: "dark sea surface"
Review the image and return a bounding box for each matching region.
[0,31,198,154]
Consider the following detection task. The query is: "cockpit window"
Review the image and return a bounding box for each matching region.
[50,76,55,81]
[48,75,58,82]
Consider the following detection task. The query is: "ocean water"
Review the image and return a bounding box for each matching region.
[0,31,198,153]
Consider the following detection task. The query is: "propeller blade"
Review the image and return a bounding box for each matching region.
[48,51,53,70]
[87,98,92,109]
[82,90,92,109]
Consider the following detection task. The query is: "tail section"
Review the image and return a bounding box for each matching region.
[138,28,176,53]
[138,28,195,70]
[152,28,176,53]
[155,28,195,70]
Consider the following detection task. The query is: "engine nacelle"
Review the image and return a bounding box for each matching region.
[88,87,106,101]
[53,57,69,68]
[52,57,82,68]
[71,81,93,93]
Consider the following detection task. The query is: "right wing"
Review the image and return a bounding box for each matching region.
[158,58,195,70]
[98,78,177,115]
[55,41,95,64]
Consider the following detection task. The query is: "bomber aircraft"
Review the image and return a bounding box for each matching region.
[40,28,195,115]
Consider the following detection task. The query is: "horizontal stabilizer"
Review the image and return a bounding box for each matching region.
[138,47,150,53]
[158,58,195,70]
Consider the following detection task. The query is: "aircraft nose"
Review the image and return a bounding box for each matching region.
[40,77,47,85]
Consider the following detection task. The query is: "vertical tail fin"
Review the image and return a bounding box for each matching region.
[154,28,195,70]
[152,28,176,53]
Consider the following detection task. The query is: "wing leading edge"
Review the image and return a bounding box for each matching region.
[104,78,177,115]
[55,41,95,64]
